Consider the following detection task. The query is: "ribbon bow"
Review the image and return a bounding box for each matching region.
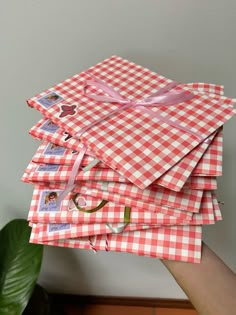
[77,75,196,138]
[58,76,198,206]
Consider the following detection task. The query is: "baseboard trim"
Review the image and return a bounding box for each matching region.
[49,294,194,309]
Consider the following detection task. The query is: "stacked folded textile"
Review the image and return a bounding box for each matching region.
[22,56,235,262]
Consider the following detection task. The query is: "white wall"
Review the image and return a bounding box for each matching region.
[1,0,235,298]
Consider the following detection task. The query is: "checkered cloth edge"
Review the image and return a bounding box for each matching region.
[27,56,235,189]
[29,225,202,263]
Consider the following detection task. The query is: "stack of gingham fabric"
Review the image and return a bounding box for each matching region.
[22,56,236,263]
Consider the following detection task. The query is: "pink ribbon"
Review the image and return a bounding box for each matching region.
[57,144,87,206]
[58,76,201,205]
[77,76,197,138]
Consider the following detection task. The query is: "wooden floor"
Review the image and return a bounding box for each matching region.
[50,295,198,315]
[65,304,198,315]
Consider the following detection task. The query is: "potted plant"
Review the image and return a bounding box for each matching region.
[0,219,46,315]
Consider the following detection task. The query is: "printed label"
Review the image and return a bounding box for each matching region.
[48,223,71,232]
[44,143,66,156]
[37,92,63,108]
[40,120,59,133]
[38,190,61,212]
[37,164,60,172]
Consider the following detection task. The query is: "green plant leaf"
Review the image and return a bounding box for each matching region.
[0,219,43,315]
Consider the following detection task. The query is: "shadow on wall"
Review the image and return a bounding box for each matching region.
[39,246,92,294]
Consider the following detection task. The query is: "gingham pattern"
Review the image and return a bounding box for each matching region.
[30,225,202,263]
[31,191,218,241]
[30,119,220,192]
[28,185,193,224]
[24,173,203,219]
[77,180,204,213]
[184,176,217,190]
[103,226,202,262]
[21,162,35,183]
[24,161,204,213]
[30,80,225,173]
[30,231,91,250]
[31,222,157,241]
[193,128,223,176]
[149,134,212,191]
[212,193,223,221]
[141,82,225,189]
[190,191,217,225]
[156,130,221,190]
[23,160,218,192]
[64,188,193,218]
[30,182,194,219]
[27,56,235,189]
[29,108,222,193]
[29,118,97,158]
[28,185,218,226]
[24,161,127,183]
[182,83,224,97]
[29,190,219,233]
[32,140,102,166]
[70,186,208,218]
[31,133,216,192]
[25,60,230,263]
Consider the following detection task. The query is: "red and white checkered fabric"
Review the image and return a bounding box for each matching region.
[31,222,156,241]
[28,183,192,220]
[30,81,225,170]
[182,83,224,97]
[22,160,217,191]
[30,225,202,263]
[29,119,96,158]
[28,186,218,225]
[212,193,223,221]
[69,186,219,219]
[31,189,220,240]
[193,128,223,176]
[27,56,235,189]
[32,140,100,166]
[30,120,221,191]
[24,161,204,212]
[24,57,233,263]
[74,180,204,213]
[183,176,217,190]
[23,167,208,218]
[27,185,190,224]
[29,81,224,191]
